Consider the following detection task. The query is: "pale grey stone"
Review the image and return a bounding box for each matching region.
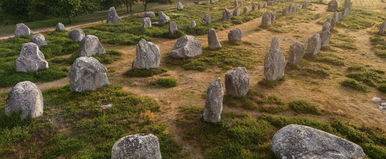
[322,21,331,32]
[107,7,120,24]
[177,1,184,10]
[264,37,286,81]
[144,11,155,17]
[252,3,258,11]
[288,42,305,65]
[16,42,48,72]
[5,81,43,119]
[272,124,366,159]
[56,23,66,31]
[270,11,276,22]
[169,21,178,35]
[223,8,232,21]
[379,21,386,35]
[68,29,85,42]
[143,17,152,28]
[243,6,249,14]
[302,1,308,9]
[234,0,238,7]
[306,33,322,56]
[343,0,352,16]
[228,28,242,42]
[79,35,105,57]
[225,67,249,97]
[261,12,272,27]
[169,35,202,58]
[31,34,47,46]
[208,28,222,49]
[320,30,332,47]
[203,78,224,123]
[189,20,197,28]
[15,23,31,37]
[132,39,160,69]
[327,0,338,12]
[158,11,170,25]
[112,134,161,159]
[233,7,240,16]
[210,0,217,4]
[202,14,212,25]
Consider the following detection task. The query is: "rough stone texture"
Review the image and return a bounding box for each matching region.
[223,8,232,21]
[169,35,202,58]
[144,11,155,17]
[143,17,152,28]
[272,124,366,159]
[306,33,322,56]
[203,78,224,123]
[252,3,258,11]
[15,23,31,37]
[202,14,212,25]
[16,42,49,72]
[302,1,308,9]
[208,29,222,49]
[56,23,66,31]
[327,0,338,12]
[158,11,170,25]
[234,0,238,7]
[343,0,352,16]
[228,28,242,42]
[68,57,109,92]
[31,34,47,46]
[320,30,332,47]
[288,42,305,65]
[261,12,272,27]
[264,37,286,81]
[261,2,267,8]
[322,21,331,32]
[68,29,85,42]
[233,7,240,16]
[243,6,249,14]
[79,35,105,57]
[132,39,160,69]
[225,67,249,97]
[107,7,120,24]
[282,7,290,16]
[5,81,44,119]
[177,1,184,10]
[189,20,197,28]
[169,21,178,35]
[379,21,386,35]
[270,11,276,22]
[111,134,161,159]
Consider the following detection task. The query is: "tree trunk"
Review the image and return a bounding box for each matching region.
[143,0,148,11]
[68,17,72,24]
[129,3,133,14]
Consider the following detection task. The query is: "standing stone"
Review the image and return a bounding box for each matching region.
[203,78,224,123]
[379,21,386,35]
[264,38,286,81]
[234,0,238,7]
[225,67,249,97]
[16,42,49,72]
[302,1,308,9]
[31,34,47,46]
[223,8,232,21]
[252,3,258,11]
[320,30,332,48]
[272,124,366,159]
[327,0,338,12]
[261,2,267,8]
[243,6,250,14]
[158,11,170,25]
[288,42,305,65]
[5,81,43,119]
[261,12,272,27]
[169,35,202,58]
[143,17,152,28]
[208,29,222,49]
[306,33,322,56]
[270,11,276,22]
[228,28,242,42]
[132,39,160,69]
[322,21,331,32]
[169,22,178,35]
[55,23,66,31]
[79,35,105,57]
[68,57,109,92]
[330,12,339,30]
[112,134,161,159]
[107,7,120,24]
[202,14,212,25]
[233,7,240,16]
[189,20,197,28]
[343,0,352,16]
[68,29,85,42]
[15,23,31,37]
[144,11,156,18]
[177,1,184,10]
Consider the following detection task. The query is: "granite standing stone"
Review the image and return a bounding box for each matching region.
[189,20,197,28]
[223,8,232,21]
[144,11,156,17]
[16,42,48,72]
[225,67,249,97]
[79,35,105,57]
[112,134,162,159]
[379,21,386,35]
[327,0,338,12]
[233,7,240,16]
[322,21,331,32]
[203,78,224,123]
[320,30,332,48]
[234,0,238,7]
[270,11,276,22]
[202,14,212,25]
[158,11,170,25]
[228,28,242,42]
[288,42,305,65]
[264,38,286,81]
[177,1,184,10]
[252,3,258,11]
[169,21,178,35]
[68,29,85,42]
[261,12,272,27]
[302,1,308,9]
[306,33,322,56]
[31,34,47,46]
[56,22,66,31]
[107,7,120,24]
[143,17,152,28]
[15,23,31,37]
[132,39,160,69]
[169,35,202,58]
[243,6,250,14]
[208,28,222,49]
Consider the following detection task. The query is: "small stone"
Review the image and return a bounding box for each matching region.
[327,0,338,12]
[228,28,242,42]
[202,14,212,25]
[208,28,222,49]
[225,67,249,97]
[169,35,202,58]
[132,39,160,69]
[169,21,178,35]
[15,23,31,37]
[282,7,289,16]
[261,12,272,27]
[189,20,197,28]
[233,7,240,16]
[144,11,155,17]
[107,7,120,24]
[343,0,352,16]
[31,34,47,46]
[158,11,170,25]
[223,8,232,21]
[79,35,105,57]
[68,57,109,92]
[111,134,162,159]
[288,42,305,65]
[16,42,49,72]
[143,17,152,28]
[203,78,224,123]
[210,0,217,4]
[68,29,85,42]
[306,33,322,56]
[5,81,44,119]
[177,1,184,10]
[264,37,286,81]
[379,21,386,35]
[319,30,332,47]
[55,23,66,31]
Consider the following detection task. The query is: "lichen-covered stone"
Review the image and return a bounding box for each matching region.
[228,28,242,42]
[107,7,120,24]
[112,134,162,159]
[208,28,222,49]
[31,34,47,46]
[169,35,202,58]
[322,21,331,32]
[288,42,305,65]
[79,35,105,57]
[320,30,332,48]
[306,33,322,56]
[68,29,85,42]
[144,11,155,17]
[203,78,224,123]
[15,23,31,37]
[132,39,160,69]
[16,42,48,72]
[264,37,286,81]
[225,67,249,97]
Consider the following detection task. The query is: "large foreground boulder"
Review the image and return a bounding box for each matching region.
[225,67,249,97]
[132,39,160,69]
[272,124,366,159]
[31,34,47,46]
[203,78,224,123]
[306,33,321,56]
[68,29,85,42]
[208,29,222,49]
[15,23,31,37]
[169,35,202,58]
[112,134,162,159]
[264,38,286,81]
[5,81,43,119]
[79,35,105,57]
[158,11,170,25]
[16,42,48,72]
[228,28,242,42]
[68,57,109,92]
[107,7,120,24]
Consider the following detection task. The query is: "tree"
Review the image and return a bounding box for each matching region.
[142,0,149,11]
[1,0,31,20]
[120,0,137,13]
[55,0,81,24]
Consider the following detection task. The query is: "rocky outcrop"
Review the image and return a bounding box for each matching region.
[79,35,105,57]
[16,42,49,72]
[15,23,31,37]
[68,29,85,42]
[228,28,242,42]
[107,7,120,24]
[56,23,66,31]
[132,39,160,69]
[31,34,47,46]
[306,33,321,56]
[208,29,222,49]
[169,35,202,58]
[288,42,305,65]
[112,134,162,159]
[225,67,249,97]
[203,78,224,123]
[264,38,286,81]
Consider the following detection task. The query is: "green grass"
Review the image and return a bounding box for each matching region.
[125,68,167,77]
[345,65,385,90]
[337,9,386,30]
[370,34,386,58]
[0,85,184,158]
[154,77,178,88]
[311,54,345,66]
[330,32,357,50]
[267,8,321,33]
[341,79,369,92]
[288,99,322,115]
[287,62,331,79]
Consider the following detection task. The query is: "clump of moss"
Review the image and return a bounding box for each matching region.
[345,65,385,91]
[125,68,167,77]
[154,78,178,88]
[341,79,368,92]
[288,100,322,115]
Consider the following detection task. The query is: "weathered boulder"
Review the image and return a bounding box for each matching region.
[228,28,242,42]
[320,30,332,47]
[112,134,161,159]
[15,23,31,37]
[306,33,322,56]
[169,21,178,35]
[264,37,286,81]
[288,42,305,65]
[107,7,120,24]
[203,78,224,123]
[225,67,249,97]
[68,57,109,92]
[302,1,308,9]
[272,124,366,159]
[169,35,202,58]
[243,6,250,14]
[177,1,184,10]
[16,42,48,72]
[223,8,232,21]
[5,81,43,119]
[68,29,85,42]
[208,29,222,49]
[31,34,47,46]
[189,20,197,28]
[55,22,66,31]
[143,17,152,28]
[144,11,155,18]
[327,0,338,12]
[202,14,212,25]
[322,21,331,32]
[79,35,105,57]
[132,39,160,69]
[261,12,272,27]
[379,21,386,35]
[233,7,240,16]
[158,11,170,25]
